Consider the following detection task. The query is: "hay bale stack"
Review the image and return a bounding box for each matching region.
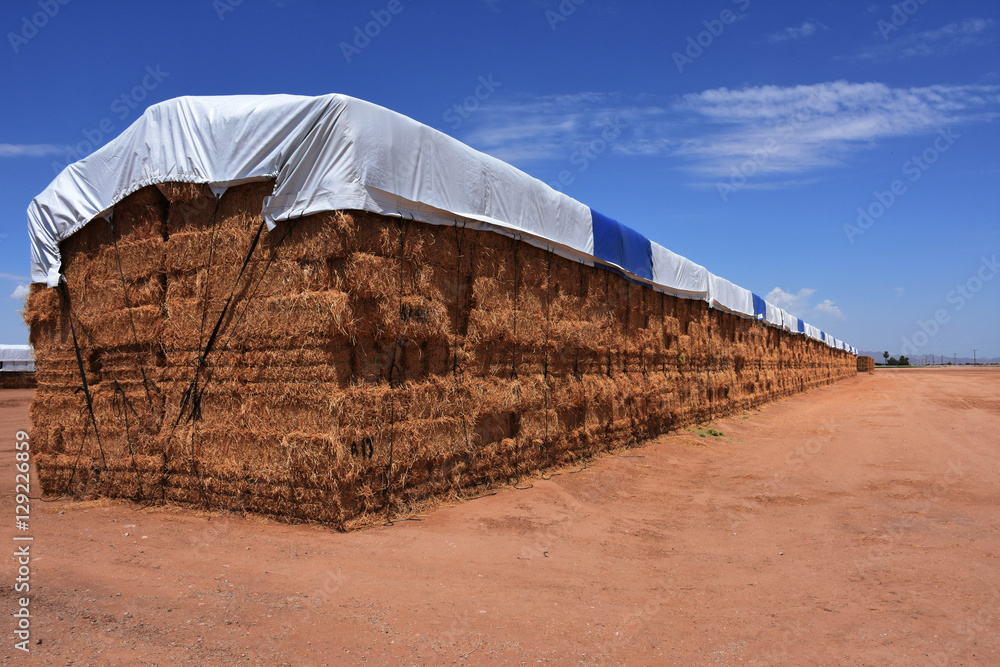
[25,180,859,529]
[0,373,36,389]
[857,355,875,373]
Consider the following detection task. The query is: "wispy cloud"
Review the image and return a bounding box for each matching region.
[0,272,30,282]
[814,298,846,319]
[458,92,669,164]
[10,284,29,300]
[768,20,826,42]
[765,287,816,316]
[0,143,68,158]
[674,81,1000,177]
[451,81,1000,184]
[857,18,996,60]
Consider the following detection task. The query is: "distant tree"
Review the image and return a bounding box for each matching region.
[887,357,898,366]
[883,351,889,365]
[899,355,910,366]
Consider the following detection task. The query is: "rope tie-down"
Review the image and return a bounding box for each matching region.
[163,200,302,509]
[57,283,107,492]
[109,216,160,419]
[450,219,473,495]
[383,214,413,524]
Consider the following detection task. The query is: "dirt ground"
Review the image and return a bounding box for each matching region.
[1,367,997,666]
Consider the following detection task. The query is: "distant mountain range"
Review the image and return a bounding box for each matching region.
[858,351,999,365]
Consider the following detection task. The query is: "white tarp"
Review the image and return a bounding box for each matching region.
[26,93,855,354]
[764,302,783,327]
[0,345,33,362]
[779,308,797,333]
[0,345,35,372]
[28,94,593,287]
[708,273,754,317]
[650,241,710,300]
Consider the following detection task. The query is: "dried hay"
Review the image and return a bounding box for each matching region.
[25,178,860,529]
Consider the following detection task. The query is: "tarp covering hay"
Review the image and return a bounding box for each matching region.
[0,344,36,388]
[24,95,859,529]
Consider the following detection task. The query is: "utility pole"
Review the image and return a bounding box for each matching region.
[973,349,977,366]
[954,353,957,365]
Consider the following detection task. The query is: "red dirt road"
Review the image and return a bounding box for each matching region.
[2,367,998,665]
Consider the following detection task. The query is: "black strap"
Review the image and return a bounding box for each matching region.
[176,218,266,425]
[196,213,304,398]
[112,379,146,500]
[385,215,413,520]
[109,217,158,418]
[451,219,467,376]
[59,283,107,470]
[197,195,223,353]
[510,235,520,380]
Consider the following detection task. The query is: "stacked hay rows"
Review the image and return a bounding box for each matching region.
[857,355,875,373]
[25,181,858,529]
[0,373,36,389]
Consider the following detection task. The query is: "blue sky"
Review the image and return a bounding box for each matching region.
[1,0,998,359]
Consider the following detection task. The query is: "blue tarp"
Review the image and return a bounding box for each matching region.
[590,209,654,281]
[752,293,766,319]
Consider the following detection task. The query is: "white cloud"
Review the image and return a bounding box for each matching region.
[458,92,668,164]
[765,287,816,315]
[10,284,29,300]
[857,18,996,61]
[450,82,1000,183]
[0,143,67,158]
[0,272,30,282]
[768,21,825,42]
[689,177,822,191]
[674,81,1000,177]
[814,299,846,319]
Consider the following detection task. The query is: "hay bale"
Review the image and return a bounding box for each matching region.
[25,179,860,528]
